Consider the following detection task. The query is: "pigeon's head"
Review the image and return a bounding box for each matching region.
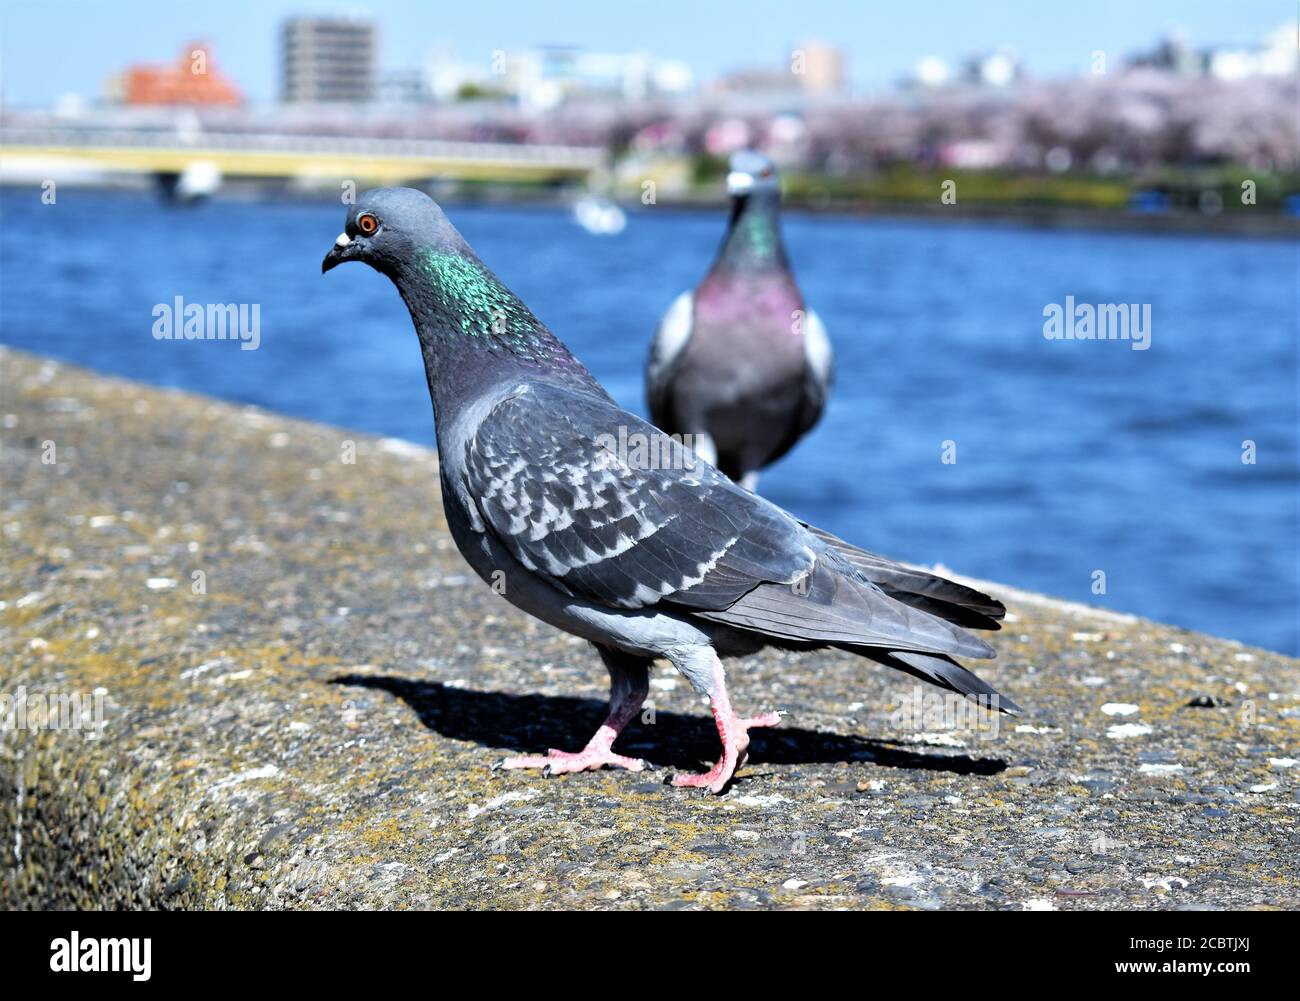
[322,187,466,276]
[726,150,780,199]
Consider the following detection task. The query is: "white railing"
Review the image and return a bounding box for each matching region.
[0,126,607,169]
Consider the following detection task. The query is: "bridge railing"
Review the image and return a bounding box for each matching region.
[0,126,608,169]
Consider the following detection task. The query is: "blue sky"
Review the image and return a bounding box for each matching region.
[0,0,1293,105]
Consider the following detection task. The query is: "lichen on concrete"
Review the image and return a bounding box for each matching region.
[1,346,1296,910]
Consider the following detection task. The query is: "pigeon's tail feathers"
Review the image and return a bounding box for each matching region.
[801,523,1006,623]
[695,548,996,661]
[854,648,1022,715]
[877,589,1004,633]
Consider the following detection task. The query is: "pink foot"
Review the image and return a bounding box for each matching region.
[500,724,645,776]
[673,658,784,794]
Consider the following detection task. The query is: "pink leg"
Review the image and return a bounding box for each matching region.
[672,655,783,794]
[500,648,649,776]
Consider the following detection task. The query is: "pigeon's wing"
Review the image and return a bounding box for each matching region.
[692,545,997,660]
[798,308,833,435]
[462,381,812,612]
[759,307,833,468]
[646,291,693,431]
[801,523,1005,628]
[462,382,998,661]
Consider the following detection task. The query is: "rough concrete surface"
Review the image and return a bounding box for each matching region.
[1,347,1297,910]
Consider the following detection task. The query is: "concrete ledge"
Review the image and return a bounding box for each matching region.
[2,346,1297,910]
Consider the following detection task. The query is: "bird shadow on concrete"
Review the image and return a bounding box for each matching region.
[331,674,1007,777]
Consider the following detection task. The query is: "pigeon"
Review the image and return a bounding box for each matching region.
[647,150,831,491]
[323,187,1017,795]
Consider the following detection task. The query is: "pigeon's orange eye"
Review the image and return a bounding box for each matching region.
[357,214,378,236]
[760,167,773,178]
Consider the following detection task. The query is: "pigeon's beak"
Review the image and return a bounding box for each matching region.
[726,171,755,197]
[321,232,356,274]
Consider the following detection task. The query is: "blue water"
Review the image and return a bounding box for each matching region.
[2,190,1296,656]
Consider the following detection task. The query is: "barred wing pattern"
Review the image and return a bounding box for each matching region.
[462,383,813,611]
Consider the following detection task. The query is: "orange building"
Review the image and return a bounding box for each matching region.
[118,43,243,106]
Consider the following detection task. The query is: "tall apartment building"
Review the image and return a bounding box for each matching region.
[281,16,376,103]
[794,41,844,94]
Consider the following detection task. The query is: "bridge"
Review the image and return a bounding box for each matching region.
[0,125,608,187]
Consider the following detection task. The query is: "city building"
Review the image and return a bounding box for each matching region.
[1128,30,1203,76]
[110,42,242,106]
[1127,22,1299,80]
[280,16,376,103]
[713,43,844,98]
[793,41,844,93]
[908,55,953,88]
[1205,22,1299,80]
[712,66,802,96]
[964,48,1023,87]
[377,68,428,105]
[508,46,693,109]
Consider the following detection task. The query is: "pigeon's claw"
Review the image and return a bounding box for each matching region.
[500,726,646,776]
[672,658,783,794]
[671,712,782,794]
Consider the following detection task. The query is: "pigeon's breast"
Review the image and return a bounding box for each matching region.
[687,273,807,387]
[666,272,812,472]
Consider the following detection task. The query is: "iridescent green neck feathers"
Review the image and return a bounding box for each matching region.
[417,250,564,365]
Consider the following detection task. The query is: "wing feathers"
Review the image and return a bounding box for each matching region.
[802,523,1005,620]
[696,551,996,660]
[465,383,810,610]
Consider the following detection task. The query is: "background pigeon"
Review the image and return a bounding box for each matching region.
[647,150,832,491]
[323,188,1016,794]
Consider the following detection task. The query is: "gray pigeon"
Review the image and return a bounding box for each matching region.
[647,150,831,491]
[323,187,1016,794]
